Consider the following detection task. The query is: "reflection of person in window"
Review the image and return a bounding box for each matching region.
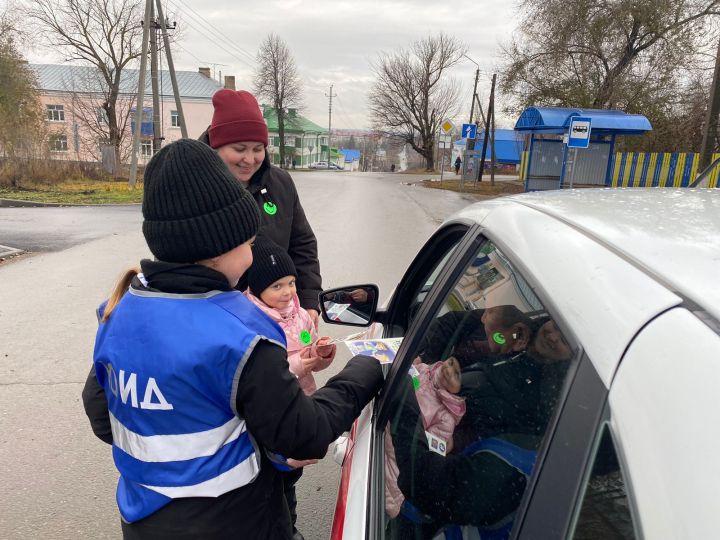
[384,357,465,518]
[386,318,573,539]
[417,305,530,367]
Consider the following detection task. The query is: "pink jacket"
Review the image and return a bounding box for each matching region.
[384,361,466,518]
[245,291,334,395]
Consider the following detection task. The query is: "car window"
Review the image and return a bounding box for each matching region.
[571,425,636,540]
[382,238,576,539]
[384,225,468,336]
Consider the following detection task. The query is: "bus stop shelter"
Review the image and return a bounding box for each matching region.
[514,107,652,191]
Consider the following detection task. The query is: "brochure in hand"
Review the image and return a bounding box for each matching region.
[344,338,403,364]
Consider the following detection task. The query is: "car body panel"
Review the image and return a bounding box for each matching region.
[331,189,720,540]
[332,403,374,538]
[479,202,681,388]
[609,307,720,539]
[509,189,720,321]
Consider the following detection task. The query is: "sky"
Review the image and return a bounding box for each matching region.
[15,0,519,130]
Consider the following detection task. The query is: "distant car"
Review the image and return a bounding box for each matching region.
[310,161,344,170]
[321,189,720,540]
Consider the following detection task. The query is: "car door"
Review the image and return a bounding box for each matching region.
[369,229,582,539]
[331,221,475,539]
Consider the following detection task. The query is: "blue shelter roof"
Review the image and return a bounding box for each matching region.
[514,107,652,135]
[340,148,361,161]
[454,129,523,164]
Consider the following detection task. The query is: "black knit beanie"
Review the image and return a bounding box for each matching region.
[142,138,260,262]
[248,235,297,297]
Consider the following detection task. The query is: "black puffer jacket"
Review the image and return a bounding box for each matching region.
[199,129,321,310]
[82,261,384,539]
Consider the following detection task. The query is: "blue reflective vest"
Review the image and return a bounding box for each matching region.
[93,288,286,523]
[401,437,537,540]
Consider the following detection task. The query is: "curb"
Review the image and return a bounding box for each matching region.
[0,198,142,208]
[0,198,74,208]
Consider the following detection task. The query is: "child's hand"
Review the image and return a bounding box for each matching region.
[315,336,336,358]
[301,354,322,373]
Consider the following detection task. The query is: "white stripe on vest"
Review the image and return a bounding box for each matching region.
[110,412,246,463]
[142,454,260,498]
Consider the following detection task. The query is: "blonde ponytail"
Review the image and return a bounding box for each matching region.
[101,267,140,322]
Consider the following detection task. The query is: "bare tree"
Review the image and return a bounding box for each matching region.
[502,0,720,113]
[0,9,46,186]
[253,33,303,168]
[369,34,466,171]
[26,0,145,175]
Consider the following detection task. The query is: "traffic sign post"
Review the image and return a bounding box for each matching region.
[461,123,477,139]
[568,117,592,149]
[566,117,592,188]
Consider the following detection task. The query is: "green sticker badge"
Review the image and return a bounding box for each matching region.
[263,201,277,215]
[408,365,421,390]
[299,329,312,345]
[492,332,507,345]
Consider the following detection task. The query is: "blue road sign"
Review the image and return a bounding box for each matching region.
[568,117,592,148]
[461,123,477,139]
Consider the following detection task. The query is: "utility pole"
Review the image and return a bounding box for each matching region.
[128,0,152,188]
[325,85,337,164]
[462,55,480,190]
[149,2,162,154]
[700,34,720,171]
[155,0,186,140]
[477,73,496,184]
[129,0,185,186]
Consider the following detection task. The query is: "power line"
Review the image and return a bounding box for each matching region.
[167,0,256,65]
[164,8,255,70]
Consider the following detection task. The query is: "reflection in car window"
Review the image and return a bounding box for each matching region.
[403,243,459,329]
[383,239,576,539]
[572,426,636,540]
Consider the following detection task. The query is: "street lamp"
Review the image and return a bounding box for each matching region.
[463,54,481,125]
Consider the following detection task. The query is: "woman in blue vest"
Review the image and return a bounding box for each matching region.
[81,139,384,540]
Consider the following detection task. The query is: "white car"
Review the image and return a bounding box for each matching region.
[320,189,720,540]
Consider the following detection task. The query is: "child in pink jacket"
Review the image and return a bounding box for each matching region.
[245,235,336,537]
[384,357,466,518]
[245,235,336,395]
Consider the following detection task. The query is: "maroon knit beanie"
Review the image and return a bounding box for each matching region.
[208,89,269,149]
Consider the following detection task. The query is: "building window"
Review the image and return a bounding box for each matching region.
[141,140,153,157]
[171,110,180,128]
[47,104,65,122]
[97,108,108,125]
[284,135,296,147]
[49,134,68,152]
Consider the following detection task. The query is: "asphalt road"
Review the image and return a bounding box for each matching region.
[0,170,474,539]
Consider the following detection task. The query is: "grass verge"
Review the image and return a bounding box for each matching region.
[421,178,524,197]
[0,180,143,205]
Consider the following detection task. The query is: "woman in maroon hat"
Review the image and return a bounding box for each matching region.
[199,89,322,327]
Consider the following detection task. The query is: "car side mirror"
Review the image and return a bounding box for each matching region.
[319,284,379,327]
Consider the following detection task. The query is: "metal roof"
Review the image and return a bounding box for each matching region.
[262,106,326,134]
[514,106,652,135]
[453,129,524,164]
[340,148,361,161]
[30,64,223,100]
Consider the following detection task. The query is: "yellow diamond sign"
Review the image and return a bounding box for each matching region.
[441,120,454,134]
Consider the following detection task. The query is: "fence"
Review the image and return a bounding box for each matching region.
[519,151,720,188]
